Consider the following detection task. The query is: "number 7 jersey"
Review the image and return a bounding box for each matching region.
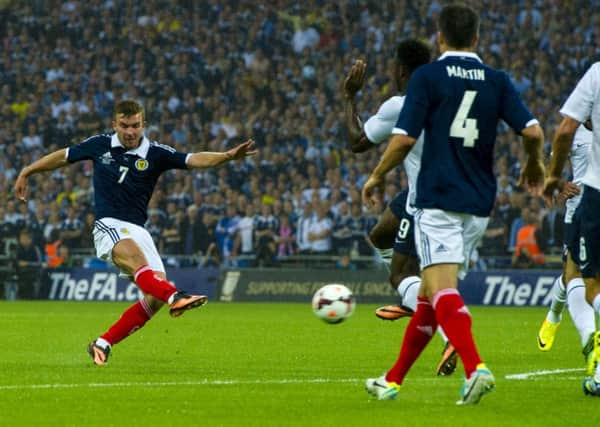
[67,133,190,226]
[394,51,538,217]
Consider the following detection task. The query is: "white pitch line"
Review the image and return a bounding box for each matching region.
[505,367,585,380]
[0,378,361,391]
[0,368,587,391]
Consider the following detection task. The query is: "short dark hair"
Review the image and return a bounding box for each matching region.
[114,99,144,119]
[395,39,432,74]
[438,3,479,49]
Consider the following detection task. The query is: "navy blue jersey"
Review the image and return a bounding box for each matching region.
[395,52,537,216]
[67,133,189,226]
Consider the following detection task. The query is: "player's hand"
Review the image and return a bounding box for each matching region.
[361,174,385,210]
[227,139,257,160]
[557,181,581,203]
[343,59,366,99]
[542,175,565,206]
[14,173,29,202]
[518,159,545,197]
[543,177,580,206]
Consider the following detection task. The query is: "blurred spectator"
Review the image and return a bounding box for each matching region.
[161,202,185,255]
[79,212,96,251]
[254,203,279,266]
[276,214,295,257]
[479,206,507,257]
[45,229,64,269]
[296,203,314,254]
[347,202,371,256]
[308,202,333,254]
[15,228,44,299]
[233,204,256,260]
[180,205,203,257]
[197,211,218,263]
[59,206,82,250]
[332,201,353,255]
[541,204,565,252]
[512,210,546,268]
[215,204,240,264]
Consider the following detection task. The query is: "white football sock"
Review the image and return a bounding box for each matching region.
[95,337,111,350]
[592,294,600,318]
[375,248,393,272]
[437,326,448,343]
[566,278,596,347]
[397,276,420,311]
[547,275,566,323]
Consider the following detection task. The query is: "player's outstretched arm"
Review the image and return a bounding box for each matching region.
[15,148,69,202]
[361,134,415,209]
[186,139,257,169]
[343,60,374,153]
[542,116,580,204]
[517,124,545,196]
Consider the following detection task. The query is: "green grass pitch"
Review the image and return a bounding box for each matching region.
[0,301,599,426]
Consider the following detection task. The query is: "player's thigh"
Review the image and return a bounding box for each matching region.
[578,186,600,300]
[422,263,460,298]
[579,186,600,280]
[95,218,165,275]
[368,206,400,249]
[461,214,489,278]
[414,209,487,285]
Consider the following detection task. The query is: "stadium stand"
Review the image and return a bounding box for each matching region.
[0,0,598,273]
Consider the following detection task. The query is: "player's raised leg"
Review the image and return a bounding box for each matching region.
[87,226,206,365]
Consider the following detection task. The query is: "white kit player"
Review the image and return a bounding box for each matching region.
[538,124,596,366]
[543,62,600,396]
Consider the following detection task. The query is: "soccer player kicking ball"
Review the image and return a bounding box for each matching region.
[543,61,600,395]
[14,99,257,365]
[361,3,544,404]
[343,40,457,376]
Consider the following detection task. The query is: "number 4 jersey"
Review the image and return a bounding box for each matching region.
[393,51,538,217]
[67,133,190,226]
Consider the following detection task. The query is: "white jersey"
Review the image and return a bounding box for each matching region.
[560,62,600,191]
[363,95,423,214]
[565,125,593,223]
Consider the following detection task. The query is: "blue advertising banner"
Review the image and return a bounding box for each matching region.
[42,267,219,301]
[221,269,561,306]
[458,270,559,306]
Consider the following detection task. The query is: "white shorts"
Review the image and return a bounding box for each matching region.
[93,217,165,275]
[414,209,488,279]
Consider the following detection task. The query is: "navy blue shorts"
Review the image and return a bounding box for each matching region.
[563,205,582,264]
[578,185,600,278]
[388,191,417,257]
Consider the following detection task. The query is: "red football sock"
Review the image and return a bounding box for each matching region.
[386,297,437,384]
[433,288,482,378]
[101,299,154,345]
[134,265,177,302]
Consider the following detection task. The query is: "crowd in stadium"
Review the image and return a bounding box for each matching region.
[0,0,599,270]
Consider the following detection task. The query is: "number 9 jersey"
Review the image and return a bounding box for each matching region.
[394,51,538,217]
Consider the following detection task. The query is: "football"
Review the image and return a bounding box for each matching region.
[311,284,356,324]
